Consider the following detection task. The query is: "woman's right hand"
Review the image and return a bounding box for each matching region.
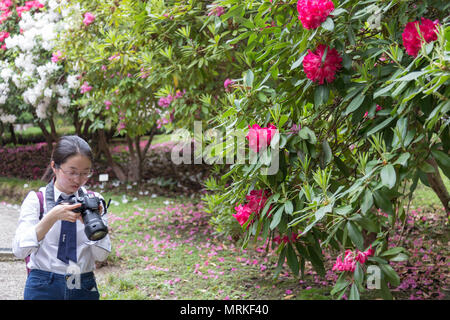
[48,203,82,223]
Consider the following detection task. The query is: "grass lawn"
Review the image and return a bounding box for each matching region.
[0,172,448,300]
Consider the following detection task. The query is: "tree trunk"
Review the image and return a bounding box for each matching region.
[126,135,140,182]
[36,120,54,156]
[48,117,58,141]
[73,109,82,137]
[426,158,450,216]
[8,123,17,145]
[0,122,4,146]
[97,129,127,182]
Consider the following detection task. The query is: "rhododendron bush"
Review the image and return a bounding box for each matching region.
[200,0,449,300]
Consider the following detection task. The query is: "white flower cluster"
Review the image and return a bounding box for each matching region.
[0,0,80,121]
[0,113,16,124]
[0,82,9,105]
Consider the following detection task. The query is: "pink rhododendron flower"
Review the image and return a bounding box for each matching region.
[0,31,9,42]
[0,0,12,11]
[224,78,234,91]
[207,6,225,17]
[233,189,272,227]
[233,204,253,227]
[80,81,93,94]
[51,50,63,63]
[104,100,112,110]
[303,44,342,84]
[273,232,299,245]
[83,12,96,26]
[363,104,383,118]
[332,246,375,273]
[245,189,270,214]
[297,0,335,30]
[158,95,174,108]
[402,18,439,57]
[246,123,278,153]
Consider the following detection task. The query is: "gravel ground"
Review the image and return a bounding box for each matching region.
[0,204,25,300]
[0,260,27,300]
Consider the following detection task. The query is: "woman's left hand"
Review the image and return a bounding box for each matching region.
[77,203,103,224]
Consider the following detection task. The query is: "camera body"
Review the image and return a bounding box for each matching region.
[58,194,108,241]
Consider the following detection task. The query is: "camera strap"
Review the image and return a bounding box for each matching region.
[45,179,84,212]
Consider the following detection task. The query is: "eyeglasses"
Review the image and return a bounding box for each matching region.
[56,166,93,179]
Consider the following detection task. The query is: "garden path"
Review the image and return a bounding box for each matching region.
[0,204,26,299]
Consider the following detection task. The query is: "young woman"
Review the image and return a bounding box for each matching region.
[12,135,111,300]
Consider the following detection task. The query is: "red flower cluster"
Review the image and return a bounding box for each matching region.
[16,0,44,17]
[246,123,278,153]
[233,189,271,227]
[332,246,375,272]
[273,232,299,245]
[297,0,334,30]
[303,44,342,84]
[402,18,439,57]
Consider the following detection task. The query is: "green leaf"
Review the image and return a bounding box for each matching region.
[298,127,317,144]
[379,263,400,287]
[351,214,379,233]
[244,70,254,88]
[366,117,394,137]
[393,71,427,82]
[291,53,305,70]
[354,262,364,285]
[389,253,409,262]
[347,221,364,250]
[345,92,365,115]
[284,200,293,215]
[349,283,360,300]
[380,277,393,300]
[286,244,299,276]
[273,245,286,279]
[373,189,393,215]
[361,189,373,214]
[321,140,332,167]
[321,17,334,31]
[373,82,396,99]
[330,277,350,296]
[314,85,330,106]
[394,152,410,167]
[307,245,326,277]
[380,247,406,257]
[269,205,284,230]
[380,164,396,189]
[431,149,450,169]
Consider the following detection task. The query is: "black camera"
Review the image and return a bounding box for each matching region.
[58,194,108,241]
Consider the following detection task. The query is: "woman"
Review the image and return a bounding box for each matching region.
[12,135,111,300]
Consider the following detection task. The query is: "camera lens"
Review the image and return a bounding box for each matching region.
[90,230,107,241]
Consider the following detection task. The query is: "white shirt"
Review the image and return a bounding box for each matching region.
[12,185,112,274]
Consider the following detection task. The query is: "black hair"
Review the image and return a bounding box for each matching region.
[41,135,93,182]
